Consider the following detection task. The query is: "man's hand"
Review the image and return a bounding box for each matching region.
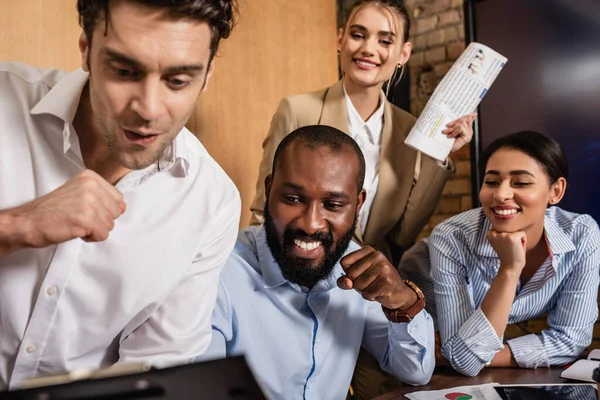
[337,247,417,310]
[443,113,477,153]
[6,169,126,251]
[486,230,527,271]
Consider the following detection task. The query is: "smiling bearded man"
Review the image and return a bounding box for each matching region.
[197,125,436,400]
[263,199,358,289]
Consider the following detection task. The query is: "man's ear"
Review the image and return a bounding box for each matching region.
[79,32,90,72]
[201,59,216,93]
[265,174,273,201]
[356,188,366,215]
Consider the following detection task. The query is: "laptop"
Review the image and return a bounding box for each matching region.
[0,356,266,400]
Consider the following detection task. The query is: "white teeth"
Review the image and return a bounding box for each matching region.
[494,208,518,215]
[294,239,321,251]
[355,60,377,67]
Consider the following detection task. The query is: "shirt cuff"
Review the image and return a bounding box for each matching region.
[436,158,450,170]
[389,310,433,349]
[506,334,549,368]
[458,307,505,363]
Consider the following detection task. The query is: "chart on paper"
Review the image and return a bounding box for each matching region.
[405,383,503,400]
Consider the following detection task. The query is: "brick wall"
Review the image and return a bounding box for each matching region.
[404,0,471,239]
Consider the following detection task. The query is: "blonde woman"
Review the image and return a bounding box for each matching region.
[251,0,475,264]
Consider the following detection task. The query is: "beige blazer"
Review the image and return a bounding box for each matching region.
[249,81,453,260]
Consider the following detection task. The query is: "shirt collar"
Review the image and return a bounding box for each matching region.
[254,225,351,293]
[475,207,576,256]
[29,68,189,177]
[30,68,88,123]
[342,81,385,136]
[543,207,576,254]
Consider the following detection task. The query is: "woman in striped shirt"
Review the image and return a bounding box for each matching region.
[429,130,600,376]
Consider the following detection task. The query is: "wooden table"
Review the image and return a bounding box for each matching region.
[375,367,569,399]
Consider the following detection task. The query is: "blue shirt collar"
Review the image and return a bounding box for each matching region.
[253,225,353,293]
[475,207,576,256]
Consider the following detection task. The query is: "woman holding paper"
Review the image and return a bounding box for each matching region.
[249,0,476,264]
[430,131,600,377]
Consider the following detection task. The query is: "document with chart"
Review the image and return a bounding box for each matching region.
[405,383,503,400]
[404,42,507,161]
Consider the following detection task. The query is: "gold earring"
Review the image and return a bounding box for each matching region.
[397,62,403,68]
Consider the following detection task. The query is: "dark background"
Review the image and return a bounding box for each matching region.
[465,0,600,223]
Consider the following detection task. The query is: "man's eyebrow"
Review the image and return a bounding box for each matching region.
[101,48,143,69]
[484,170,535,177]
[100,48,205,74]
[163,64,205,75]
[281,182,304,191]
[279,183,351,201]
[349,24,396,37]
[324,191,351,201]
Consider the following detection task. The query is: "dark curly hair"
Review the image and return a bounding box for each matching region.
[77,0,239,60]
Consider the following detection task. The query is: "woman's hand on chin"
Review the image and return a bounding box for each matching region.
[486,229,527,271]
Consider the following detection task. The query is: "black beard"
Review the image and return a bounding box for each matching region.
[264,203,358,288]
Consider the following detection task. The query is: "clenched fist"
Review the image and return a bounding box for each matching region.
[6,169,126,251]
[486,229,527,271]
[337,246,418,310]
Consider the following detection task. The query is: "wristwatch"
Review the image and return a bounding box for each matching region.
[382,280,426,323]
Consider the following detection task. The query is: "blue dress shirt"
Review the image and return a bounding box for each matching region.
[430,207,600,377]
[198,226,435,400]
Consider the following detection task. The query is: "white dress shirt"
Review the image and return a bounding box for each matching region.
[343,85,385,236]
[343,84,449,237]
[0,62,241,390]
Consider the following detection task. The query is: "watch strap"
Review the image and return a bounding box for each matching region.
[382,280,426,323]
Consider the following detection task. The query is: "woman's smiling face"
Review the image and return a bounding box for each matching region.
[479,148,565,237]
[337,4,411,90]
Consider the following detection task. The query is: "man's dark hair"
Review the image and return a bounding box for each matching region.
[479,130,569,184]
[76,0,239,60]
[271,125,366,194]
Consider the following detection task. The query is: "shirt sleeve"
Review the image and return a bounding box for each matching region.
[116,193,241,368]
[430,231,504,377]
[196,279,236,362]
[362,302,435,386]
[507,237,600,368]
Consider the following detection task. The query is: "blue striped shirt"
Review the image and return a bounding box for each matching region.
[198,225,435,400]
[429,207,600,377]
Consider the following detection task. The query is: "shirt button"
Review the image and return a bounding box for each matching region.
[25,345,36,354]
[46,287,57,296]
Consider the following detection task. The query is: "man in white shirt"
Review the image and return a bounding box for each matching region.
[0,0,240,390]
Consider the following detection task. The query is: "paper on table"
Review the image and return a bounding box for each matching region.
[404,42,508,161]
[560,349,600,382]
[405,383,503,400]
